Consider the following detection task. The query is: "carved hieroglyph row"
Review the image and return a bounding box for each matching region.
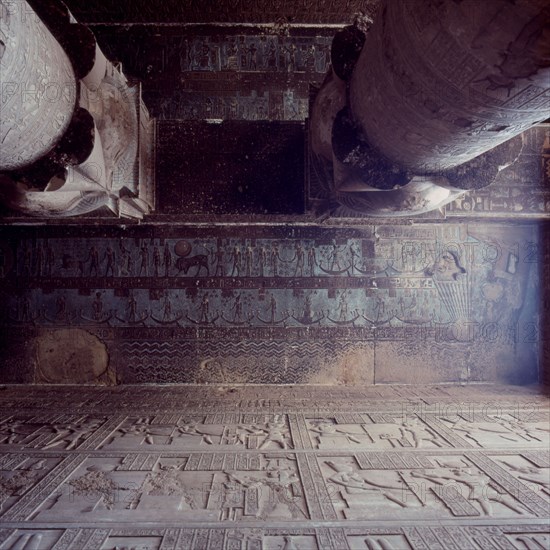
[0,525,549,549]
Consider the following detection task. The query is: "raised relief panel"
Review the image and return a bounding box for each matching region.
[505,532,550,550]
[263,534,319,549]
[439,413,550,449]
[0,456,62,520]
[102,414,293,451]
[306,417,373,450]
[493,454,550,502]
[0,385,548,542]
[521,451,550,469]
[100,536,162,550]
[318,454,537,521]
[305,415,451,450]
[366,415,452,450]
[0,415,111,451]
[32,453,309,524]
[0,417,38,447]
[347,534,413,550]
[0,530,64,550]
[207,455,309,522]
[34,456,210,523]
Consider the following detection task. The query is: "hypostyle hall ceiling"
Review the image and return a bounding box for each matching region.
[61,0,380,24]
[1,1,549,388]
[51,0,550,222]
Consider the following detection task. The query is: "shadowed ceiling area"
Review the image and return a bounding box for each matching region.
[59,0,380,24]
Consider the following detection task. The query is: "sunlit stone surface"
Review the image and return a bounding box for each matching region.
[0,0,76,170]
[0,384,547,548]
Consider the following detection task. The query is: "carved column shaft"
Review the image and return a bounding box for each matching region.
[349,0,550,173]
[0,0,77,170]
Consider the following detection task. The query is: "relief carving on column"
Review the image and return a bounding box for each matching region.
[309,0,550,217]
[0,0,155,219]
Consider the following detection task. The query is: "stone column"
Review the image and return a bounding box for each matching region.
[349,0,550,173]
[0,0,155,219]
[0,0,77,170]
[310,0,550,216]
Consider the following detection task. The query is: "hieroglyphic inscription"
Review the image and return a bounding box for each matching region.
[420,416,473,448]
[1,222,541,385]
[0,385,546,544]
[287,414,311,450]
[522,450,550,469]
[465,526,517,550]
[80,529,111,550]
[78,417,125,450]
[296,454,336,521]
[50,529,83,550]
[355,452,433,470]
[116,454,160,471]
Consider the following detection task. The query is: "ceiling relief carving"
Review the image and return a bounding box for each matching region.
[0,222,541,385]
[0,1,548,543]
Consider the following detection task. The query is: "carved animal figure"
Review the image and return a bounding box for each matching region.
[176,254,209,276]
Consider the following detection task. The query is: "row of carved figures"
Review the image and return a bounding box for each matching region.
[11,240,443,278]
[8,290,446,327]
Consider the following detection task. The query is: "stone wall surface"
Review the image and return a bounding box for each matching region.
[0,221,541,385]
